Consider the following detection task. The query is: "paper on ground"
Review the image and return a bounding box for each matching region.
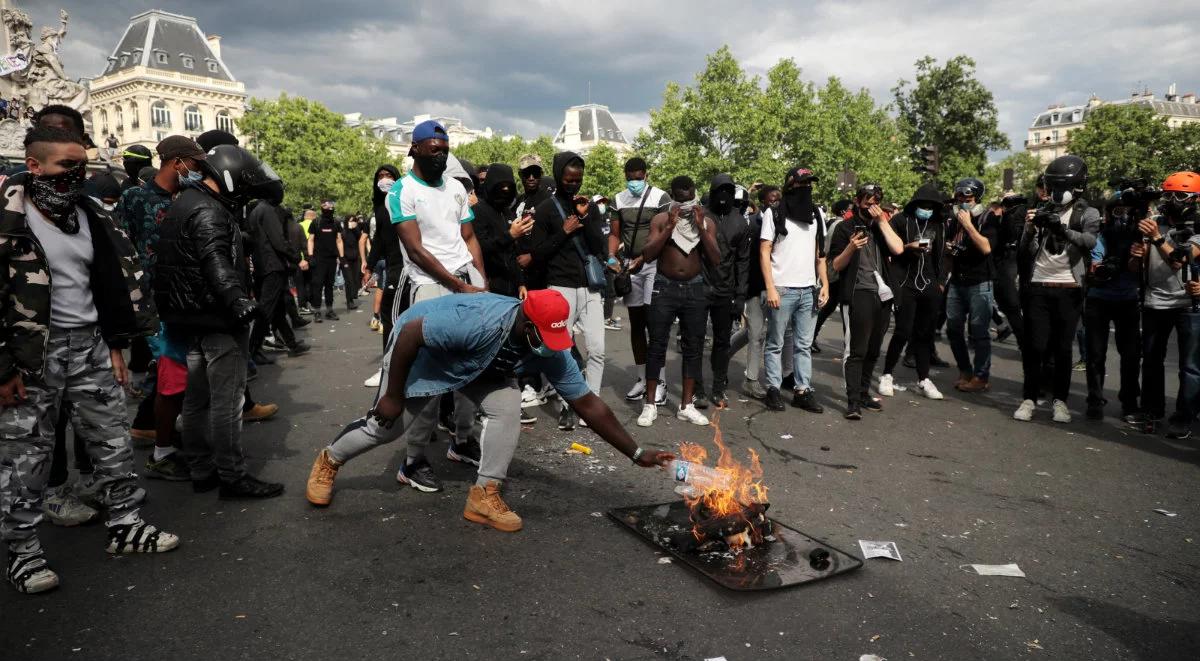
[964,563,1025,577]
[858,540,902,561]
[1154,508,1178,517]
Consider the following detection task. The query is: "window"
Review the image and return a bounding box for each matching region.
[151,100,171,128]
[130,101,140,129]
[100,109,109,136]
[184,105,203,132]
[207,61,219,74]
[1033,132,1040,144]
[115,107,124,133]
[1072,110,1082,122]
[119,55,128,67]
[1052,129,1059,143]
[1051,112,1059,123]
[156,51,168,65]
[216,111,234,133]
[182,56,194,69]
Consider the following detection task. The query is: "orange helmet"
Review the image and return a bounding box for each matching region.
[1162,171,1200,193]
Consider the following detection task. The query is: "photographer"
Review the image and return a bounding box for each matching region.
[995,192,1028,347]
[1013,155,1100,423]
[1130,171,1200,438]
[945,178,998,393]
[1082,187,1146,421]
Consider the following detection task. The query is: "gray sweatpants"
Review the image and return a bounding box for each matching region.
[327,332,522,482]
[0,326,140,555]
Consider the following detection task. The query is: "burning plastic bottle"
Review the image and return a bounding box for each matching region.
[668,460,733,498]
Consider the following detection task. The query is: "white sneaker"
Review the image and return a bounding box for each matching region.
[1052,399,1071,423]
[1013,399,1036,421]
[364,369,382,388]
[520,385,540,408]
[625,378,646,401]
[41,486,99,527]
[916,378,944,400]
[878,374,895,397]
[676,404,710,426]
[636,403,658,427]
[654,386,667,407]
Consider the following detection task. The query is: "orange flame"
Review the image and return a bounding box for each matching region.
[678,412,769,552]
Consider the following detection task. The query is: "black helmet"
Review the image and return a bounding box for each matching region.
[201,145,283,205]
[1043,155,1087,192]
[954,177,985,200]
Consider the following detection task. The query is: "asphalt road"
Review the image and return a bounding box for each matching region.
[1,304,1198,661]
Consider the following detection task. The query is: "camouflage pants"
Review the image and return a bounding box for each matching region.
[0,326,139,555]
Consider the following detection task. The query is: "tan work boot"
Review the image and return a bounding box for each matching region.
[957,376,990,393]
[464,481,523,532]
[243,402,279,422]
[305,449,342,506]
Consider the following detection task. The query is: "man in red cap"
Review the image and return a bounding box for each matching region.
[303,290,674,531]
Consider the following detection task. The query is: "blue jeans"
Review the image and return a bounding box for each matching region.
[764,286,817,391]
[946,281,994,379]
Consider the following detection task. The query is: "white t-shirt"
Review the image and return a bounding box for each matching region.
[1031,208,1075,284]
[386,172,474,286]
[760,208,818,288]
[25,201,99,328]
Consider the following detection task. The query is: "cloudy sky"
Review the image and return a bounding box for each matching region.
[28,0,1196,156]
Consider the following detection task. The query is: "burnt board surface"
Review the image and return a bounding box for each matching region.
[609,501,863,591]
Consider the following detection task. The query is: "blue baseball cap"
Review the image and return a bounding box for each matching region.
[412,120,448,144]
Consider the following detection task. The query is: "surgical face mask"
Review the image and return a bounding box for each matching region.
[30,163,87,233]
[914,207,934,221]
[1051,189,1074,205]
[177,162,203,186]
[626,179,647,196]
[526,327,556,358]
[959,202,973,211]
[597,203,607,215]
[377,177,395,193]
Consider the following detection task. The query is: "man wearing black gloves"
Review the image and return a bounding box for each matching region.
[699,173,751,408]
[154,144,285,499]
[307,201,345,322]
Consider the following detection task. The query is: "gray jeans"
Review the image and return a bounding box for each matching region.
[180,330,249,481]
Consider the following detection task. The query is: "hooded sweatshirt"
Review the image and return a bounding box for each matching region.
[703,173,751,302]
[367,164,403,284]
[471,163,524,297]
[888,182,946,290]
[529,152,606,289]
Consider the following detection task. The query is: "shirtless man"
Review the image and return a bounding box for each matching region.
[636,176,721,427]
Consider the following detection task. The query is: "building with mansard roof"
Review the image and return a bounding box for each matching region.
[553,104,631,156]
[87,10,246,154]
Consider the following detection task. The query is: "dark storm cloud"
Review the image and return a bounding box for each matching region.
[31,1,1198,154]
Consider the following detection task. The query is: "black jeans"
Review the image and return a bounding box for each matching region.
[1021,285,1084,402]
[342,258,361,306]
[842,289,891,404]
[1083,297,1140,412]
[1140,307,1193,420]
[706,298,736,391]
[994,257,1023,349]
[310,257,338,310]
[646,275,708,384]
[251,272,297,353]
[884,285,940,380]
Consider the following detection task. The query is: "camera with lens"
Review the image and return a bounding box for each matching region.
[946,239,968,257]
[1031,204,1060,231]
[1112,177,1161,221]
[1090,256,1124,284]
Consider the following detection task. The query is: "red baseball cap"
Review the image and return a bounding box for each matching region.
[521,290,573,351]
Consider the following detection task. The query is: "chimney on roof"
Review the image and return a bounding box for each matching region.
[207,35,221,59]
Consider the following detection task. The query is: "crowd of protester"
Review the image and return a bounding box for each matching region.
[2,108,1198,595]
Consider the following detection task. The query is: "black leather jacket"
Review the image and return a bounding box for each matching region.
[153,185,252,332]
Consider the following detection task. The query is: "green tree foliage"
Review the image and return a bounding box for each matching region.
[237,93,394,215]
[635,48,919,206]
[893,55,1010,183]
[982,150,1043,201]
[1067,104,1200,189]
[580,142,624,198]
[450,134,528,172]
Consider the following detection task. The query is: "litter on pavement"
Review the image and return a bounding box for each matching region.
[1154,509,1178,517]
[962,563,1025,577]
[858,540,902,561]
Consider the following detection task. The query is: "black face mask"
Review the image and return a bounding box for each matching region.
[30,164,87,233]
[414,152,449,182]
[1161,201,1198,223]
[559,181,581,197]
[782,186,814,224]
[711,189,734,213]
[489,188,517,210]
[321,209,334,220]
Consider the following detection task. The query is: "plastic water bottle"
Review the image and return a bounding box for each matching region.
[669,460,732,498]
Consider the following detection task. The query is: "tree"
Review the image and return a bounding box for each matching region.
[238,93,393,215]
[1067,104,1199,190]
[982,150,1043,201]
[451,134,528,172]
[580,142,624,198]
[893,55,1010,183]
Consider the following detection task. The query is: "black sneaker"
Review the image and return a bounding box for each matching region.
[520,411,538,425]
[288,341,312,357]
[325,310,339,321]
[862,398,883,413]
[293,316,311,329]
[347,301,359,310]
[145,452,190,481]
[792,389,824,414]
[105,520,180,554]
[558,406,577,431]
[781,374,796,392]
[811,343,822,354]
[692,390,710,410]
[1086,403,1104,420]
[192,472,220,493]
[1165,415,1192,440]
[447,438,482,467]
[710,390,728,409]
[218,474,285,500]
[764,387,786,412]
[844,404,863,420]
[252,350,276,365]
[398,458,443,493]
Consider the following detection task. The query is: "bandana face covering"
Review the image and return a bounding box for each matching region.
[30,164,87,233]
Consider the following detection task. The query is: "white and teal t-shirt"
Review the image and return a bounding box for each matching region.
[386,172,475,286]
